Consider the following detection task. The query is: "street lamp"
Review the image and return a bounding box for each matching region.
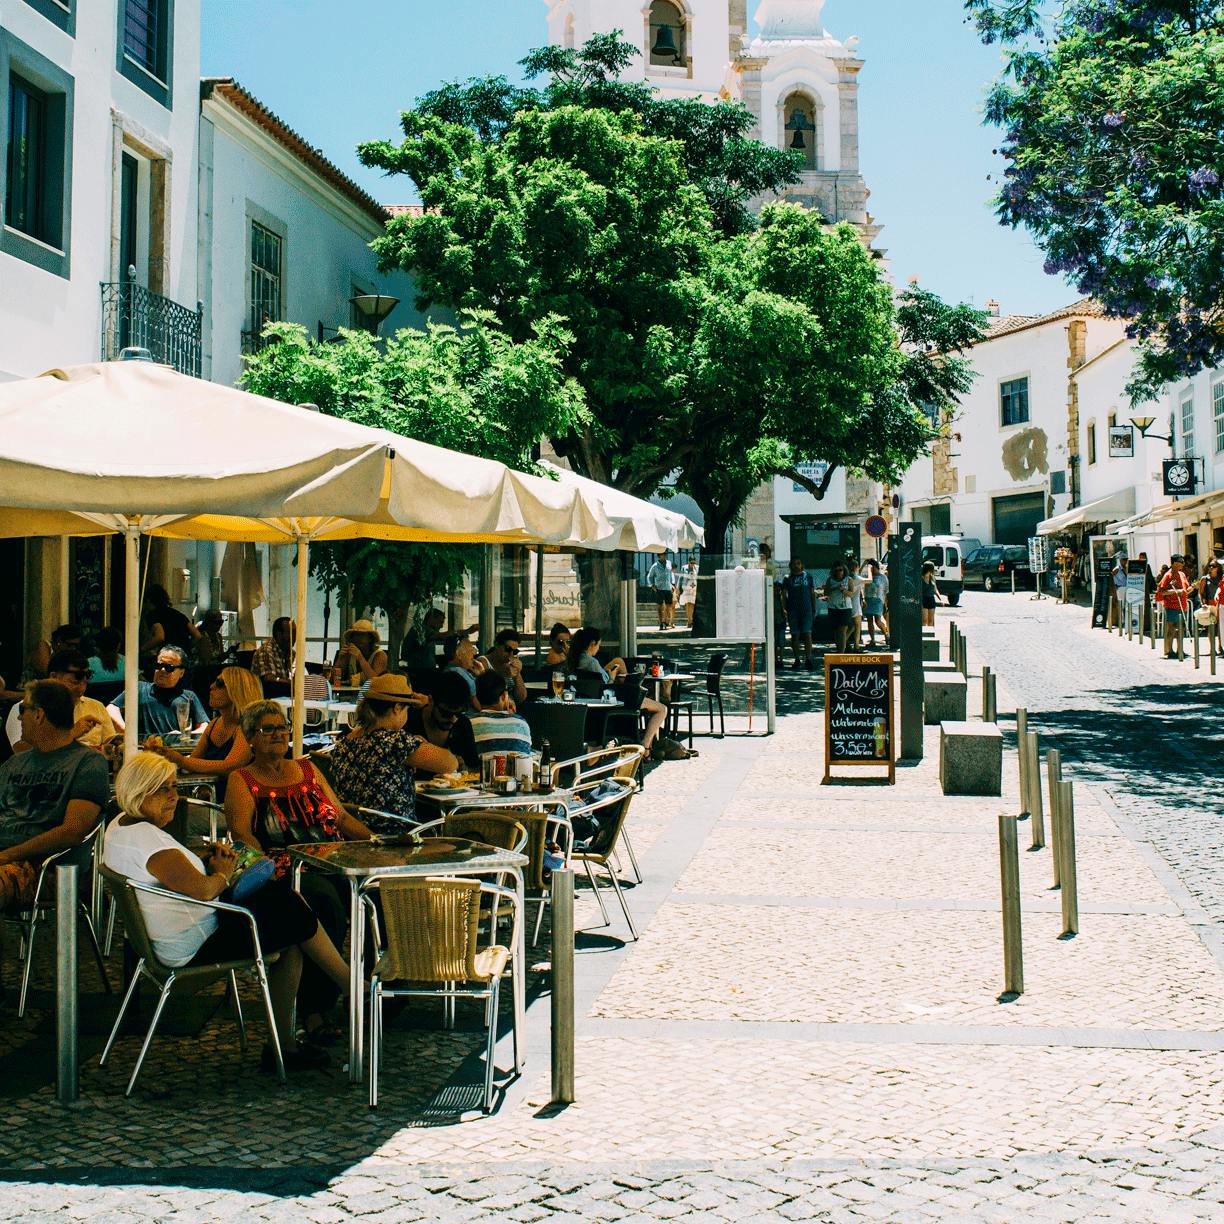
[349,293,400,337]
[1129,415,1173,446]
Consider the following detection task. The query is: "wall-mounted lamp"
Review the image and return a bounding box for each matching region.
[349,293,400,336]
[1130,415,1173,446]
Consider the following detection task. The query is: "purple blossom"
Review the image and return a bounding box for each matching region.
[1102,112,1124,128]
[1189,167,1220,193]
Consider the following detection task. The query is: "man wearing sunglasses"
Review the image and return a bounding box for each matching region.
[405,670,479,775]
[479,628,527,707]
[6,650,116,754]
[106,646,209,739]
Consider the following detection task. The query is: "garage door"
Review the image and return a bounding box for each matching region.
[992,492,1046,545]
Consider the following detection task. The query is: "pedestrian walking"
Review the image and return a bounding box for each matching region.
[1111,553,1128,629]
[646,555,677,631]
[782,557,818,669]
[846,558,864,650]
[678,559,699,628]
[822,561,853,654]
[921,560,943,628]
[862,559,888,646]
[1198,559,1223,606]
[1158,555,1192,660]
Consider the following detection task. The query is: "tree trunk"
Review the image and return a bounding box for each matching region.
[691,507,735,638]
[386,603,412,674]
[573,552,624,650]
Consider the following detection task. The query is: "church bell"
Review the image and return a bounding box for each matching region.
[651,23,682,62]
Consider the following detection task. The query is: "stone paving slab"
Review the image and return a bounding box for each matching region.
[590,903,1224,1031]
[675,827,1168,905]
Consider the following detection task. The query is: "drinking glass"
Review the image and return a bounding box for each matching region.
[551,671,565,697]
[175,702,190,734]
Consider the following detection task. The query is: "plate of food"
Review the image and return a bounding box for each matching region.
[417,776,481,799]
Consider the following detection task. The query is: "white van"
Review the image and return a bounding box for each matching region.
[920,535,980,606]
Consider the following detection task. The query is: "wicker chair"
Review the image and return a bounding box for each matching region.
[363,876,521,1111]
[98,864,285,1095]
[4,824,111,1017]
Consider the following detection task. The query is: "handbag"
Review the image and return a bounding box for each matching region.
[225,843,276,903]
[1195,606,1215,628]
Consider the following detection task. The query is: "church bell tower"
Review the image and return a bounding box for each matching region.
[544,0,879,239]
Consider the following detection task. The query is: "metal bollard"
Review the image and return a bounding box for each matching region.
[998,812,1024,997]
[550,868,576,1105]
[1057,781,1079,937]
[1046,748,1063,889]
[1127,610,1133,642]
[1015,708,1029,818]
[56,864,79,1106]
[959,633,969,678]
[1150,604,1157,650]
[1212,623,1217,676]
[1194,622,1200,669]
[1011,569,1016,594]
[1025,731,1045,850]
[984,670,997,723]
[981,665,991,720]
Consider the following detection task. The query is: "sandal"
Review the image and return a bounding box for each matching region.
[303,1018,345,1048]
[261,1042,330,1072]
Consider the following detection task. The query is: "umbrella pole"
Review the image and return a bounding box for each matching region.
[534,545,545,663]
[123,523,140,763]
[293,535,309,756]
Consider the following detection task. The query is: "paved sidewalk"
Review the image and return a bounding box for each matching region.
[2,640,1224,1220]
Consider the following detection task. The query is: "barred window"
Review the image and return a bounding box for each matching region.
[1213,381,1224,454]
[1000,376,1029,426]
[249,222,282,333]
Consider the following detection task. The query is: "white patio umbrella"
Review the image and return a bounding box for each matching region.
[538,461,704,552]
[0,362,614,755]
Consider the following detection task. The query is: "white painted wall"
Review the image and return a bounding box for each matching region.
[0,0,200,382]
[897,313,1128,544]
[199,96,425,388]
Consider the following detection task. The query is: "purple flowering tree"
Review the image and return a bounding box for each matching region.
[965,0,1224,401]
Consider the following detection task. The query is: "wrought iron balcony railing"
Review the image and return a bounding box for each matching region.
[100,281,203,377]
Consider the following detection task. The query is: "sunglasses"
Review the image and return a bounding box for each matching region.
[154,662,183,673]
[210,677,227,689]
[434,706,463,720]
[56,669,90,680]
[504,646,520,655]
[255,724,289,735]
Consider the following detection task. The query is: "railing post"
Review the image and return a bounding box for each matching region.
[998,813,1024,998]
[1025,731,1045,850]
[1046,748,1063,889]
[550,868,575,1105]
[56,864,80,1106]
[1057,780,1079,938]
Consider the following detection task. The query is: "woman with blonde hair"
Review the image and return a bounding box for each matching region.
[103,751,351,1071]
[150,666,262,799]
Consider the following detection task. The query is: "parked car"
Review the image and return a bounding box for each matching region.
[920,535,979,606]
[963,545,1034,592]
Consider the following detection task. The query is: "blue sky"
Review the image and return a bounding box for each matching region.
[201,0,1072,318]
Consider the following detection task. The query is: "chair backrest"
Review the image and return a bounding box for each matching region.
[98,863,166,974]
[573,671,603,699]
[706,652,729,694]
[577,779,637,860]
[442,811,528,854]
[308,748,339,793]
[374,877,481,983]
[524,701,588,760]
[168,797,224,843]
[616,671,644,711]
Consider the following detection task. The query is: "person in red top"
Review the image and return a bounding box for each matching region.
[1157,554,1192,660]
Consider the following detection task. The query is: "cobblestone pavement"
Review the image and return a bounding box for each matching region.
[950,592,1224,927]
[3,607,1224,1220]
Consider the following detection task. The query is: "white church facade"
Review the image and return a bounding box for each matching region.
[546,0,885,563]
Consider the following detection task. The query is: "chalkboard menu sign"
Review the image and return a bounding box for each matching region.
[823,653,895,784]
[1091,553,1116,629]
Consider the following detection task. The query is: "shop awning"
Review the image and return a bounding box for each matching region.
[1037,488,1135,535]
[1119,487,1224,531]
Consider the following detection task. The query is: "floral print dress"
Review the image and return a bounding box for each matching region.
[325,728,424,832]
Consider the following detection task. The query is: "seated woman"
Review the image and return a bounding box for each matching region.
[225,699,372,1047]
[149,666,262,800]
[544,623,572,668]
[568,627,668,756]
[326,674,458,830]
[104,752,351,1071]
[333,619,388,685]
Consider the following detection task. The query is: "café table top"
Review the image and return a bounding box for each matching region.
[287,836,527,878]
[534,696,623,708]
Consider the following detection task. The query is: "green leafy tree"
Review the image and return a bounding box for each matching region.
[360,33,984,630]
[240,317,587,659]
[966,0,1224,401]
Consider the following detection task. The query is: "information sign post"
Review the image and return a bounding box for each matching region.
[1027,536,1050,601]
[889,523,924,761]
[715,567,775,734]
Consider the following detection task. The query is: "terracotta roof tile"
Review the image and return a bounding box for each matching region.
[201,77,388,225]
[385,204,426,217]
[979,297,1108,343]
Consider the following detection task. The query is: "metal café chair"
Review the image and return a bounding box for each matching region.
[564,775,643,941]
[363,876,522,1111]
[547,744,645,884]
[98,863,286,1095]
[5,824,111,1017]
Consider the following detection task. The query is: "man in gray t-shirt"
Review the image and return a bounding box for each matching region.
[0,681,108,910]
